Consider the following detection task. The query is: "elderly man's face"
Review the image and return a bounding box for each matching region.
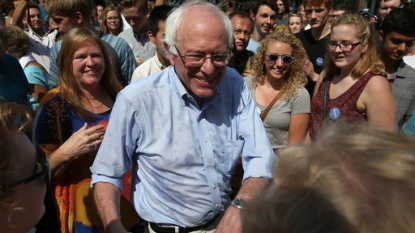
[169,8,229,105]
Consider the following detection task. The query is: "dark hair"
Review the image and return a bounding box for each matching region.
[303,0,334,10]
[252,0,278,16]
[382,8,415,36]
[148,5,172,35]
[228,11,254,30]
[118,0,147,12]
[278,0,290,14]
[333,3,350,12]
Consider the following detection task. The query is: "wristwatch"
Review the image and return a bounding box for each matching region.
[231,198,245,209]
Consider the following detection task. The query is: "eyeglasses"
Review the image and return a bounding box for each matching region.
[326,41,361,52]
[107,17,120,22]
[174,45,231,68]
[265,53,295,66]
[14,148,50,186]
[233,28,253,37]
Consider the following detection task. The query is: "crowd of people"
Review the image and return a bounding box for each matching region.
[1,0,415,232]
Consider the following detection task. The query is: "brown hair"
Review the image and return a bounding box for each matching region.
[100,6,124,35]
[117,0,147,12]
[45,0,94,19]
[6,25,29,58]
[303,0,333,10]
[57,27,122,120]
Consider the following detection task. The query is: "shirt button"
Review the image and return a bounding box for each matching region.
[204,138,207,143]
[208,162,212,167]
[213,184,216,189]
[215,204,219,208]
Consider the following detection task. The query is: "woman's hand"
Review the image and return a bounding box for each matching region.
[59,123,105,159]
[48,123,105,177]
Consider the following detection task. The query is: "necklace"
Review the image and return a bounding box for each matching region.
[88,95,104,108]
[90,101,103,108]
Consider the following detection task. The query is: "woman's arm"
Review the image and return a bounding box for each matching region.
[288,113,310,145]
[31,84,48,103]
[360,75,396,132]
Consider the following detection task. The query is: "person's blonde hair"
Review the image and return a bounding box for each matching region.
[252,29,307,100]
[324,14,385,78]
[287,13,305,32]
[243,121,415,233]
[0,102,32,210]
[57,27,122,121]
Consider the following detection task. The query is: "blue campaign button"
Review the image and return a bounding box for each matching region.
[329,107,341,120]
[316,57,324,66]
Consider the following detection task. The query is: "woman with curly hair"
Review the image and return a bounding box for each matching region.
[246,29,310,153]
[309,14,395,140]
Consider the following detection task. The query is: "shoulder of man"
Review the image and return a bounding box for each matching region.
[389,60,415,81]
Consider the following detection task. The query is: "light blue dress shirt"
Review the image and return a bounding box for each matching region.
[90,66,274,227]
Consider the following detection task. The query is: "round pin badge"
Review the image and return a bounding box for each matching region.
[329,107,341,120]
[316,57,324,66]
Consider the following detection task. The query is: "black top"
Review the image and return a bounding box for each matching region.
[296,29,330,96]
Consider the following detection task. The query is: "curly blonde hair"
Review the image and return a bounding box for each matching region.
[252,28,308,100]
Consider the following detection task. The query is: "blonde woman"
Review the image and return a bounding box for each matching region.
[246,29,310,153]
[309,14,395,140]
[287,13,304,34]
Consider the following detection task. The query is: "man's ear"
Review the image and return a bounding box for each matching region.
[145,7,150,17]
[250,12,255,20]
[23,16,27,25]
[75,12,83,25]
[148,31,156,44]
[164,42,175,66]
[379,30,384,42]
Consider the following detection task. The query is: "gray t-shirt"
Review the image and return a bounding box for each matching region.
[246,76,310,149]
[388,61,415,127]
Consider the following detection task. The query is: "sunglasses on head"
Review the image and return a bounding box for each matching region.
[14,148,50,186]
[265,53,295,66]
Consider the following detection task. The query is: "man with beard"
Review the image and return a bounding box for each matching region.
[246,0,277,53]
[131,5,172,81]
[379,8,415,129]
[228,11,255,77]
